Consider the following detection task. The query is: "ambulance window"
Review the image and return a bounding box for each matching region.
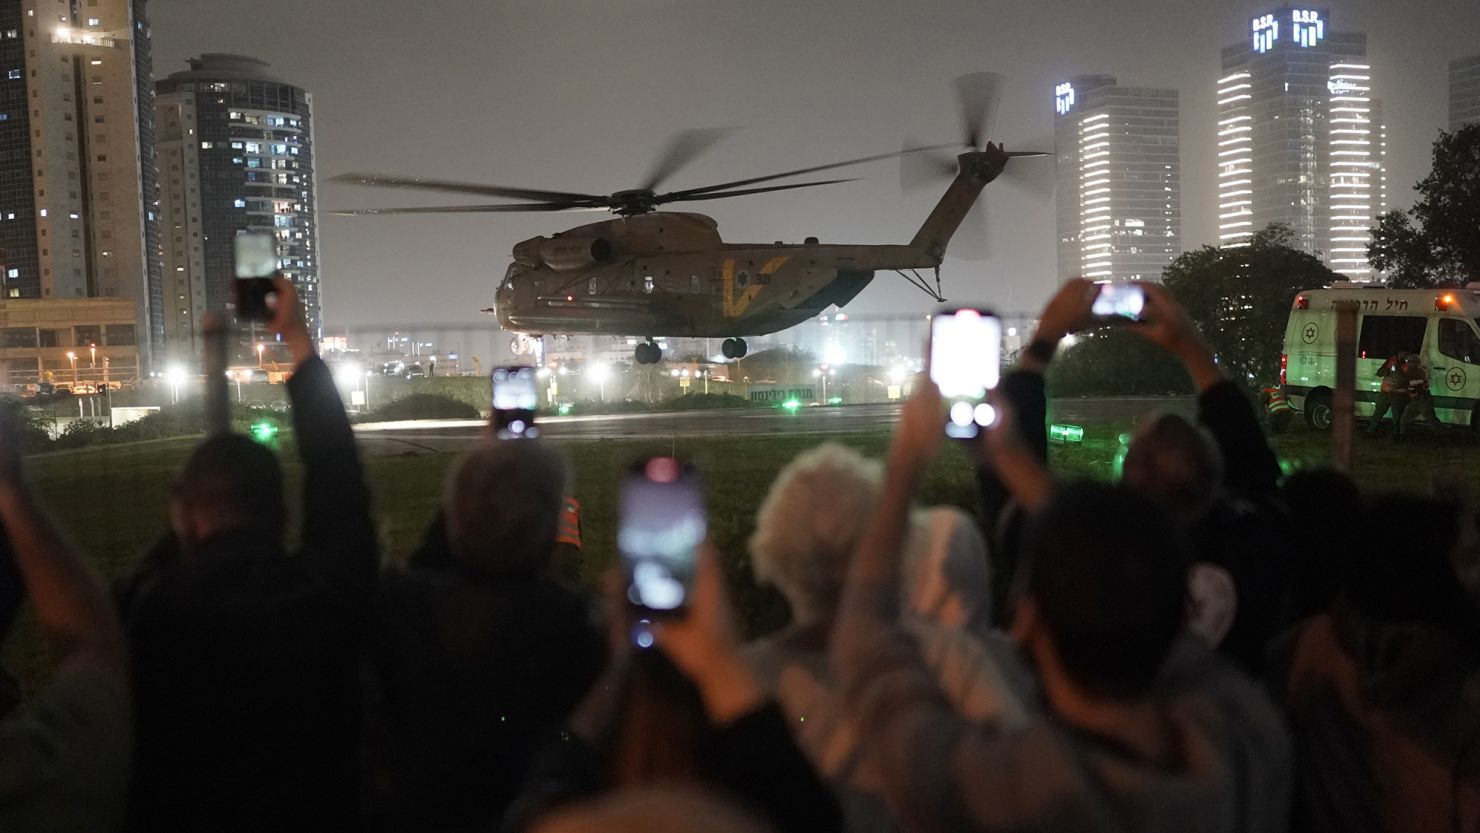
[1357,315,1426,359]
[1438,319,1480,364]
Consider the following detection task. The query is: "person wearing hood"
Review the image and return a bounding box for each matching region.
[116,279,379,832]
[743,442,1033,832]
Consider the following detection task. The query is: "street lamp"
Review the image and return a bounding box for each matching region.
[66,351,77,387]
[364,369,374,412]
[256,342,266,368]
[166,364,186,405]
[590,363,611,402]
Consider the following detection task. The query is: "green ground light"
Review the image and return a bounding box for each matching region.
[1049,424,1085,444]
[782,399,802,412]
[250,419,280,446]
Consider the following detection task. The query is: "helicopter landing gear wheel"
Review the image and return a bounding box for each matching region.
[510,333,540,357]
[634,341,662,365]
[721,337,748,359]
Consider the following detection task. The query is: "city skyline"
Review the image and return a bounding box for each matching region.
[98,0,1480,328]
[1453,54,1480,130]
[156,53,319,363]
[1053,74,1181,283]
[1216,5,1386,279]
[0,0,160,372]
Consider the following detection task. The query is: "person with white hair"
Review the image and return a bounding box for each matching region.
[742,443,1032,831]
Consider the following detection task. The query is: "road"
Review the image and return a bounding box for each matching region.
[352,396,1196,456]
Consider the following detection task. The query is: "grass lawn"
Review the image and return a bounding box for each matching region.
[4,410,1476,696]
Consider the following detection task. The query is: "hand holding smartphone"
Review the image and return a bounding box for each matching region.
[618,456,705,625]
[233,232,279,322]
[929,307,1002,439]
[1090,282,1147,323]
[491,366,540,439]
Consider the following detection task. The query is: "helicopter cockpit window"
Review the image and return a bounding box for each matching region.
[502,264,524,290]
[644,275,655,294]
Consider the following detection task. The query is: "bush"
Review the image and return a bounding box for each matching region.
[366,393,480,422]
[1045,329,1193,397]
[564,399,652,416]
[662,393,752,411]
[0,397,57,454]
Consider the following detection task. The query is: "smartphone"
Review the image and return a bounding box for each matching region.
[233,233,279,322]
[929,307,1002,439]
[1091,282,1147,323]
[618,456,705,619]
[491,365,540,439]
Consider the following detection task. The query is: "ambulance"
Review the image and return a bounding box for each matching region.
[1280,284,1480,430]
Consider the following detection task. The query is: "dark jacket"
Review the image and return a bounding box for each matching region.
[117,356,377,832]
[366,517,604,832]
[1273,606,1480,833]
[979,373,1293,674]
[507,698,844,833]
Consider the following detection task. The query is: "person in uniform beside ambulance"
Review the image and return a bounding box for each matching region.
[1367,353,1411,438]
[1398,353,1440,438]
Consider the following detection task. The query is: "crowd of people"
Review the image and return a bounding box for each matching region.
[0,275,1477,832]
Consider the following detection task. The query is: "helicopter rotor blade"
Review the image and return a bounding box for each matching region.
[327,203,607,216]
[638,127,738,193]
[664,178,858,203]
[949,196,992,262]
[330,172,606,205]
[662,143,954,201]
[899,137,959,193]
[954,72,1003,149]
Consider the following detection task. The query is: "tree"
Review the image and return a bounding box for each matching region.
[733,346,817,383]
[1368,124,1480,287]
[1162,223,1338,387]
[1046,328,1192,397]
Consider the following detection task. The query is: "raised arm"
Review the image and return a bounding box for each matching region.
[270,278,378,598]
[0,414,125,681]
[1130,283,1281,496]
[829,385,1028,833]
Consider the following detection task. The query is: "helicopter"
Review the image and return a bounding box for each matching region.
[333,76,1047,365]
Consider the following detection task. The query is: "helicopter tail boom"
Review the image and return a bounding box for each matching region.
[906,146,1008,264]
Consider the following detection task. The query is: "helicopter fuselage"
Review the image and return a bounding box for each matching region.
[492,212,940,339]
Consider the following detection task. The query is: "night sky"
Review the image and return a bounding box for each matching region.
[150,0,1480,330]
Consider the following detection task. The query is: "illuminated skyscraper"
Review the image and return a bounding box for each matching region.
[1053,75,1181,282]
[1452,55,1480,130]
[156,55,319,362]
[0,0,162,371]
[1217,6,1385,279]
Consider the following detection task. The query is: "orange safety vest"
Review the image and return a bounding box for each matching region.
[555,497,582,549]
[1263,387,1292,414]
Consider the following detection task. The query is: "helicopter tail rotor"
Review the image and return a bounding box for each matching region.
[898,75,1053,260]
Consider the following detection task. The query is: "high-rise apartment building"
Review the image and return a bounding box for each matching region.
[1053,74,1181,282]
[1451,54,1480,131]
[0,0,162,372]
[1217,6,1386,280]
[156,54,318,362]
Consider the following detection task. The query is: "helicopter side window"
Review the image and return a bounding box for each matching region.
[644,275,655,294]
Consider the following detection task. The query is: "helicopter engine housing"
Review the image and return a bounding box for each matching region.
[513,237,615,271]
